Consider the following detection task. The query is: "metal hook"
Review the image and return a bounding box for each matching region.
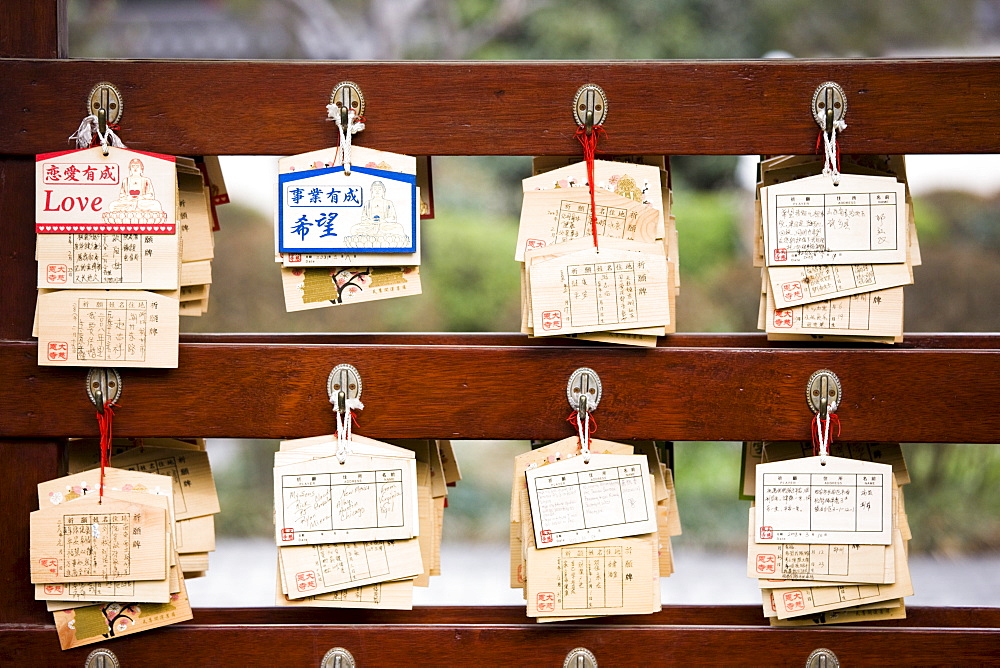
[811,81,846,139]
[86,368,122,414]
[87,82,123,157]
[818,374,829,420]
[327,363,362,411]
[806,369,841,417]
[329,81,365,128]
[572,84,608,137]
[567,367,602,412]
[824,87,835,140]
[584,89,595,136]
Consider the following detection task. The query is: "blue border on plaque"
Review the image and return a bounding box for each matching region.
[277,165,417,254]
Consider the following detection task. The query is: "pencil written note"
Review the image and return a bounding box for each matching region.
[747,510,892,583]
[766,286,903,338]
[31,494,167,583]
[768,531,911,619]
[516,188,661,261]
[767,262,912,309]
[526,453,657,548]
[278,537,422,598]
[37,233,180,290]
[275,454,418,546]
[526,241,670,337]
[754,456,893,545]
[525,534,659,617]
[763,174,907,266]
[37,290,179,368]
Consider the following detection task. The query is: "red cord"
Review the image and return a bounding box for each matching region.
[574,125,607,250]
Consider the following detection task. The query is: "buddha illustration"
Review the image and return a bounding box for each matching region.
[103,158,168,224]
[347,180,410,247]
[110,159,164,212]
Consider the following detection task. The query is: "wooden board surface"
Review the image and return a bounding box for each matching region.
[1,336,999,442]
[1,606,999,664]
[0,60,998,156]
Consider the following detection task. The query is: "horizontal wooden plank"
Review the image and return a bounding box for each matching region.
[0,59,998,156]
[2,336,998,442]
[3,606,1000,665]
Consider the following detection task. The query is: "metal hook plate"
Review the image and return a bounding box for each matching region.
[567,367,602,412]
[572,84,608,133]
[86,368,122,413]
[806,369,841,416]
[88,82,124,127]
[85,647,120,668]
[564,647,598,668]
[805,648,839,668]
[327,364,362,405]
[811,81,846,130]
[330,81,365,121]
[320,647,356,668]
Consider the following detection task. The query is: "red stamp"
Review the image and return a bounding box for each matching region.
[781,281,803,302]
[46,264,68,284]
[773,248,787,262]
[47,341,69,361]
[756,554,777,575]
[281,528,295,542]
[540,529,553,544]
[783,590,805,613]
[295,571,317,592]
[43,584,64,595]
[759,526,773,540]
[773,310,793,328]
[287,254,302,263]
[526,238,546,251]
[39,558,59,575]
[541,310,562,331]
[536,592,555,612]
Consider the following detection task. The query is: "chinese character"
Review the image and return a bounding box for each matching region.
[291,215,312,240]
[290,187,305,204]
[308,187,323,204]
[317,212,339,238]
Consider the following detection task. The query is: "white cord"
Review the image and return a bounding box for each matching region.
[329,106,365,175]
[816,413,832,465]
[819,116,847,186]
[576,410,591,463]
[332,397,364,464]
[69,115,125,154]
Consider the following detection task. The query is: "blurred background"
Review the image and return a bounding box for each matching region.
[69,0,1000,606]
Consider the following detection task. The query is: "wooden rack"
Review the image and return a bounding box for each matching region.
[1,2,999,664]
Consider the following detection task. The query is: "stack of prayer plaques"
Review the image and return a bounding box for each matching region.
[276,146,422,311]
[517,157,678,347]
[32,465,194,649]
[511,438,679,621]
[742,441,913,625]
[755,155,920,343]
[273,437,459,610]
[35,146,182,368]
[176,157,219,317]
[67,438,221,578]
